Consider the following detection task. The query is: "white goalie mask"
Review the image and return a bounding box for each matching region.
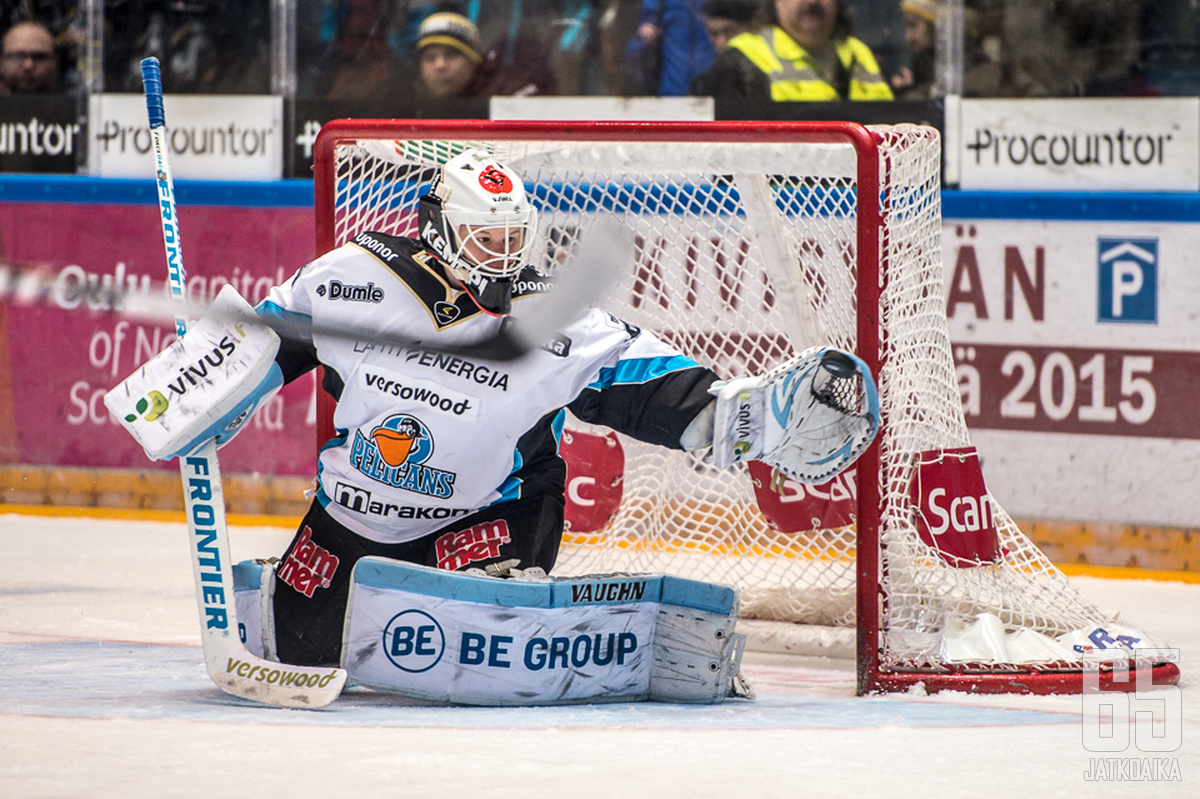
[418,149,537,315]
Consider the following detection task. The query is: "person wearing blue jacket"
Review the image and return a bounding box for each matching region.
[626,0,715,96]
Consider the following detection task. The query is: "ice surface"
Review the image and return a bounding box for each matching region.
[1,514,1196,798]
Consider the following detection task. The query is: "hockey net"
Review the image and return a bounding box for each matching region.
[313,120,1178,694]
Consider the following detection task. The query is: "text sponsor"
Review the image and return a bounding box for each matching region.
[184,457,230,630]
[223,657,341,688]
[332,481,470,521]
[361,371,477,420]
[955,344,1200,439]
[119,323,251,425]
[383,609,445,673]
[462,631,639,670]
[404,349,510,390]
[420,221,455,264]
[317,280,384,303]
[956,99,1199,190]
[0,117,80,156]
[966,127,1174,169]
[732,390,754,461]
[512,278,553,296]
[277,526,340,598]
[381,614,640,674]
[352,232,398,262]
[352,341,511,390]
[923,488,996,538]
[569,580,648,604]
[94,120,275,158]
[435,520,510,570]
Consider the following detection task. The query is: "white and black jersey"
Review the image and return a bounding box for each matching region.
[258,231,718,545]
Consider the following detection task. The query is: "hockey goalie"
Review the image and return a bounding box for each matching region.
[107,149,880,705]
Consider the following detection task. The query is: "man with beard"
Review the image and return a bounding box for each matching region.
[698,0,893,101]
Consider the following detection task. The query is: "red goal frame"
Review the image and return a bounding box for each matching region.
[311,119,1180,696]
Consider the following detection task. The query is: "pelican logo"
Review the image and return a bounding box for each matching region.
[434,301,460,325]
[349,413,456,499]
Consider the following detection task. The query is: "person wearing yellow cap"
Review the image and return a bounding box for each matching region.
[892,0,939,98]
[416,11,485,99]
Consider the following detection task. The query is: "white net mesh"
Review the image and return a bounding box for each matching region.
[325,124,1113,678]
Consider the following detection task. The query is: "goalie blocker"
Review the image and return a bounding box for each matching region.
[235,558,753,705]
[104,284,283,461]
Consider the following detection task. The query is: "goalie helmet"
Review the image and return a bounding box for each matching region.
[418,149,537,315]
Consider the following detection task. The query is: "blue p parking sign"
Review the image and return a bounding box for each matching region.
[1098,238,1158,324]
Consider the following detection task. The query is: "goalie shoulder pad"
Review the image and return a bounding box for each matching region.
[710,346,880,484]
[104,284,282,461]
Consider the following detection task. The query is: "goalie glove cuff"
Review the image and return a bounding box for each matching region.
[708,376,769,469]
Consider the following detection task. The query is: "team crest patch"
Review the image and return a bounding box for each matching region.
[350,413,457,499]
[478,165,513,194]
[433,301,460,325]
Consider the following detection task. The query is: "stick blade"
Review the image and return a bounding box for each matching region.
[206,649,347,709]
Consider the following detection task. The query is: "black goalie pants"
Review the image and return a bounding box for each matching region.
[272,493,565,667]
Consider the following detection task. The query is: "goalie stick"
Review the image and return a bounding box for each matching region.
[140,57,346,708]
[0,221,626,364]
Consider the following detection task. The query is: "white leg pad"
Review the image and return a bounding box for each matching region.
[340,558,753,705]
[233,559,278,661]
[651,602,750,703]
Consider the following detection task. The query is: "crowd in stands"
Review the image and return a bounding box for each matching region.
[1,1,1198,102]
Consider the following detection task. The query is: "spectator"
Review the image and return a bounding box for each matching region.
[1,20,59,94]
[891,0,938,99]
[689,0,758,95]
[472,1,559,96]
[845,0,906,91]
[700,0,759,52]
[104,1,270,94]
[414,9,485,99]
[699,0,894,101]
[549,0,600,95]
[314,0,406,100]
[625,0,716,96]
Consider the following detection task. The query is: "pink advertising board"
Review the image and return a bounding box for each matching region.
[0,198,318,476]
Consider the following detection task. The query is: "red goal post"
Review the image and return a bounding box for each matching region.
[312,119,1179,695]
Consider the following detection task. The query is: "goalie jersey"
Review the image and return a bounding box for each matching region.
[258,232,718,544]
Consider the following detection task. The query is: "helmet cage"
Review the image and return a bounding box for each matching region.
[442,205,537,283]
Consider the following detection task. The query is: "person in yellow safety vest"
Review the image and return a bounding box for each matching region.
[694,0,893,101]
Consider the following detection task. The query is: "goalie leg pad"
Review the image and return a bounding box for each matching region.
[104,284,282,461]
[340,558,752,705]
[651,599,749,703]
[233,559,279,661]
